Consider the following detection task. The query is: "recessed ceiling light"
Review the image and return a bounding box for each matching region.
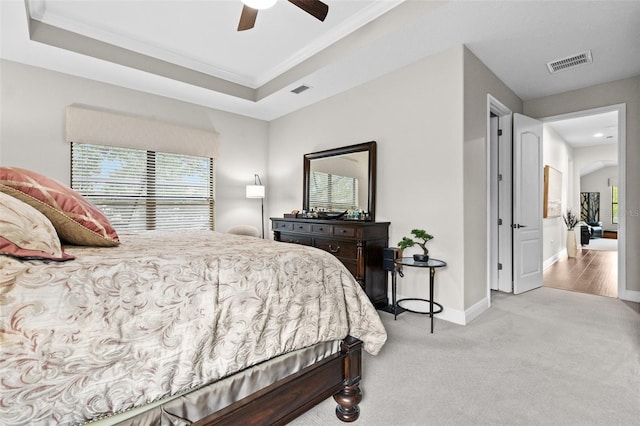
[593,133,604,138]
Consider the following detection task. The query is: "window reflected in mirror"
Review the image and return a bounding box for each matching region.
[308,151,367,212]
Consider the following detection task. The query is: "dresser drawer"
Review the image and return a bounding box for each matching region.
[332,226,356,238]
[291,222,311,233]
[280,234,312,245]
[311,224,330,235]
[314,238,358,260]
[273,221,293,231]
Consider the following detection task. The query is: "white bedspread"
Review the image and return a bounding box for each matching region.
[0,231,386,425]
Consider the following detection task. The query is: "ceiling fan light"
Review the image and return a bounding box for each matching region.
[242,0,278,10]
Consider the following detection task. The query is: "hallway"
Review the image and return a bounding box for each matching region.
[543,247,618,298]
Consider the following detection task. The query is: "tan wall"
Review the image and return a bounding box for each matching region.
[524,76,640,295]
[0,59,269,233]
[270,47,466,312]
[462,48,523,309]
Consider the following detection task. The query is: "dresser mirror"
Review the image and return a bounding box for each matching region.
[303,141,376,221]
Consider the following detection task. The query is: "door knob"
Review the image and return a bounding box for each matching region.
[512,224,527,229]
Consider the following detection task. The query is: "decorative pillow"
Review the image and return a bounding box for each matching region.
[0,192,75,261]
[0,167,120,247]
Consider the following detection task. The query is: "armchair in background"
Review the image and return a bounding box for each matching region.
[227,224,260,238]
[580,225,590,246]
[587,222,603,239]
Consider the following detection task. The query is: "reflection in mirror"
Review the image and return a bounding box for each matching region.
[308,151,368,213]
[303,141,376,220]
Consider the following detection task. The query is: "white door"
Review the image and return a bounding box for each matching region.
[513,113,543,294]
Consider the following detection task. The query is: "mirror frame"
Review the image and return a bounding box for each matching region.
[303,141,377,221]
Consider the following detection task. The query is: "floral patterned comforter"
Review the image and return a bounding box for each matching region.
[0,231,386,425]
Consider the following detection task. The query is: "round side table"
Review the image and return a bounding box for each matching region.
[392,257,447,333]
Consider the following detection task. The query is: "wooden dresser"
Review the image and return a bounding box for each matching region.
[271,217,390,309]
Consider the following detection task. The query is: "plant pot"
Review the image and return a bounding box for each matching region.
[413,254,429,262]
[566,229,578,258]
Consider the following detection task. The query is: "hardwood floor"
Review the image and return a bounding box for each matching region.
[543,249,618,297]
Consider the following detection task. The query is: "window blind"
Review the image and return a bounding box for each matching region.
[71,143,215,232]
[309,171,358,211]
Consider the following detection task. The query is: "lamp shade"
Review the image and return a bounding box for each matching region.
[246,184,265,198]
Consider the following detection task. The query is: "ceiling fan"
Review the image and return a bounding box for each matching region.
[238,0,329,31]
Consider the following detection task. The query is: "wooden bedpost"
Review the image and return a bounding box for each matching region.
[333,336,363,422]
[195,336,365,425]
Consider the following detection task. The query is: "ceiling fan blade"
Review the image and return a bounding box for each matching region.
[288,0,329,22]
[238,5,258,31]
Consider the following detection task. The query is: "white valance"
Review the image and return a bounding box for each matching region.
[65,105,219,158]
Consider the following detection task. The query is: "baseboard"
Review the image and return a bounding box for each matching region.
[434,305,465,325]
[464,297,490,324]
[433,297,489,326]
[543,249,566,270]
[620,289,640,303]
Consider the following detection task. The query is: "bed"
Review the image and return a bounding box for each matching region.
[0,230,387,425]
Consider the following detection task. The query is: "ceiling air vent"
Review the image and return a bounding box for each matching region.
[546,50,593,74]
[291,85,310,94]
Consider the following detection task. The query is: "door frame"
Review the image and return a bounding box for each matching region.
[486,95,513,304]
[540,103,627,299]
[487,100,628,301]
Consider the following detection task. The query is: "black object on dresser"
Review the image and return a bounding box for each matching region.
[271,217,390,309]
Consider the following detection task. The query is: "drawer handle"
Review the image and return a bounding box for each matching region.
[318,227,324,231]
[297,226,304,229]
[341,229,347,233]
[328,244,341,254]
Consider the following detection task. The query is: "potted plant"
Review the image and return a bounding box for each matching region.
[562,208,579,230]
[562,208,580,258]
[398,229,434,262]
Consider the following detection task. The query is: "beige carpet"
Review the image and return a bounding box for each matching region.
[290,288,640,425]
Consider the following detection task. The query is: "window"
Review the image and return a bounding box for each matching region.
[309,171,358,211]
[71,143,215,232]
[612,185,618,224]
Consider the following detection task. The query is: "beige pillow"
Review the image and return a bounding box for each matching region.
[0,167,119,247]
[0,192,74,261]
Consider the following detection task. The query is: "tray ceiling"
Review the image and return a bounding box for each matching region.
[2,0,639,121]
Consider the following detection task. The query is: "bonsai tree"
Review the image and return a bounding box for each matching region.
[398,229,434,261]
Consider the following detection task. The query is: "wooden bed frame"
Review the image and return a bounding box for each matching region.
[195,336,363,425]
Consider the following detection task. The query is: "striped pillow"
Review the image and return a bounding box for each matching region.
[0,167,119,247]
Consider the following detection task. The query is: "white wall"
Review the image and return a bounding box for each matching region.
[270,47,466,312]
[542,125,573,265]
[572,144,618,209]
[581,166,619,230]
[0,59,269,234]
